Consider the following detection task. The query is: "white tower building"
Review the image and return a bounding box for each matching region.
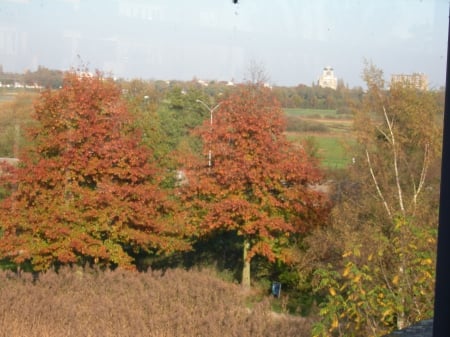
[318,66,337,90]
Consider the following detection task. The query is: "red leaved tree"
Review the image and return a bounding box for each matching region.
[180,85,330,287]
[0,72,189,271]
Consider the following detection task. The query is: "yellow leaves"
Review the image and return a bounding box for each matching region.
[427,237,436,244]
[421,258,433,266]
[342,251,352,258]
[329,287,336,296]
[381,308,394,321]
[343,266,351,278]
[419,270,433,282]
[392,275,399,286]
[331,315,339,329]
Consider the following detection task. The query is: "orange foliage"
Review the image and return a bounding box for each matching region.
[181,85,330,264]
[0,72,189,271]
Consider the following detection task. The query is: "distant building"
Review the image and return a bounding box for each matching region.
[318,66,337,90]
[196,79,208,87]
[391,73,428,91]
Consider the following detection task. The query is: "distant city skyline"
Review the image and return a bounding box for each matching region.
[0,0,448,88]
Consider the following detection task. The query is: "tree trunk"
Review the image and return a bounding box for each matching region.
[242,239,251,288]
[396,266,406,330]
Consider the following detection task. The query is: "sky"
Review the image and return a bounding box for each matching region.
[0,0,448,88]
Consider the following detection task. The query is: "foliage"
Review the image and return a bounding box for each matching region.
[0,66,63,89]
[180,85,330,287]
[23,66,64,89]
[310,62,441,336]
[0,72,190,271]
[157,85,210,156]
[312,220,436,337]
[120,79,167,164]
[273,84,364,111]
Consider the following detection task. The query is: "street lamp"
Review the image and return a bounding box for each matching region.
[196,99,222,168]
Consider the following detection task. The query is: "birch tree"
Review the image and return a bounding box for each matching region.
[312,62,441,336]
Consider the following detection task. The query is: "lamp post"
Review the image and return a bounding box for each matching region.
[196,99,221,168]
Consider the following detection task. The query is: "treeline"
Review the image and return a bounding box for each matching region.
[1,65,366,111]
[273,83,364,112]
[0,65,64,89]
[1,64,445,114]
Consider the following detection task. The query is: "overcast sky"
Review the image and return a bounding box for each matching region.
[0,0,448,88]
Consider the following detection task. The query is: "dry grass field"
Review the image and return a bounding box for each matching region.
[0,267,313,337]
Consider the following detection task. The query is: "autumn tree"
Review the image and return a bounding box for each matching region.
[0,72,189,271]
[311,63,441,336]
[180,85,329,287]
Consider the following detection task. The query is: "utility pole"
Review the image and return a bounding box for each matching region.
[196,99,222,168]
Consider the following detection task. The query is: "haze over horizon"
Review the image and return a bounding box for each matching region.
[0,0,448,88]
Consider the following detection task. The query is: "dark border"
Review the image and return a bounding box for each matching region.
[433,8,450,337]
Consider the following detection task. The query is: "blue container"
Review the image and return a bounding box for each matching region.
[272,282,281,298]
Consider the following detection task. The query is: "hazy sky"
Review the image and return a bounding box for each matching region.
[0,0,448,88]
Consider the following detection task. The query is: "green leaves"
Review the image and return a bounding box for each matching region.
[312,217,437,337]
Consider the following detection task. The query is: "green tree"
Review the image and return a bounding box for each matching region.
[0,72,190,271]
[180,85,329,287]
[120,79,167,163]
[157,86,212,169]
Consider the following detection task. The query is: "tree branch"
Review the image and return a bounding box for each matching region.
[413,143,430,209]
[366,149,392,218]
[383,106,405,215]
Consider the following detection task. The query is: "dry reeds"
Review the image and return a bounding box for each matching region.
[0,267,311,337]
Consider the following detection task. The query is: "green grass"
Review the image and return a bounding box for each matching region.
[314,136,353,168]
[284,108,355,169]
[287,133,353,169]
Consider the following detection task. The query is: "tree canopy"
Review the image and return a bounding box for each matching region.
[180,85,330,287]
[0,72,189,271]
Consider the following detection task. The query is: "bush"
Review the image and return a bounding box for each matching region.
[285,116,329,133]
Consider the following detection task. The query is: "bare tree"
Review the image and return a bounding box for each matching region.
[244,60,270,86]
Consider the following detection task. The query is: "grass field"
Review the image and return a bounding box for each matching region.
[0,90,19,103]
[284,108,355,169]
